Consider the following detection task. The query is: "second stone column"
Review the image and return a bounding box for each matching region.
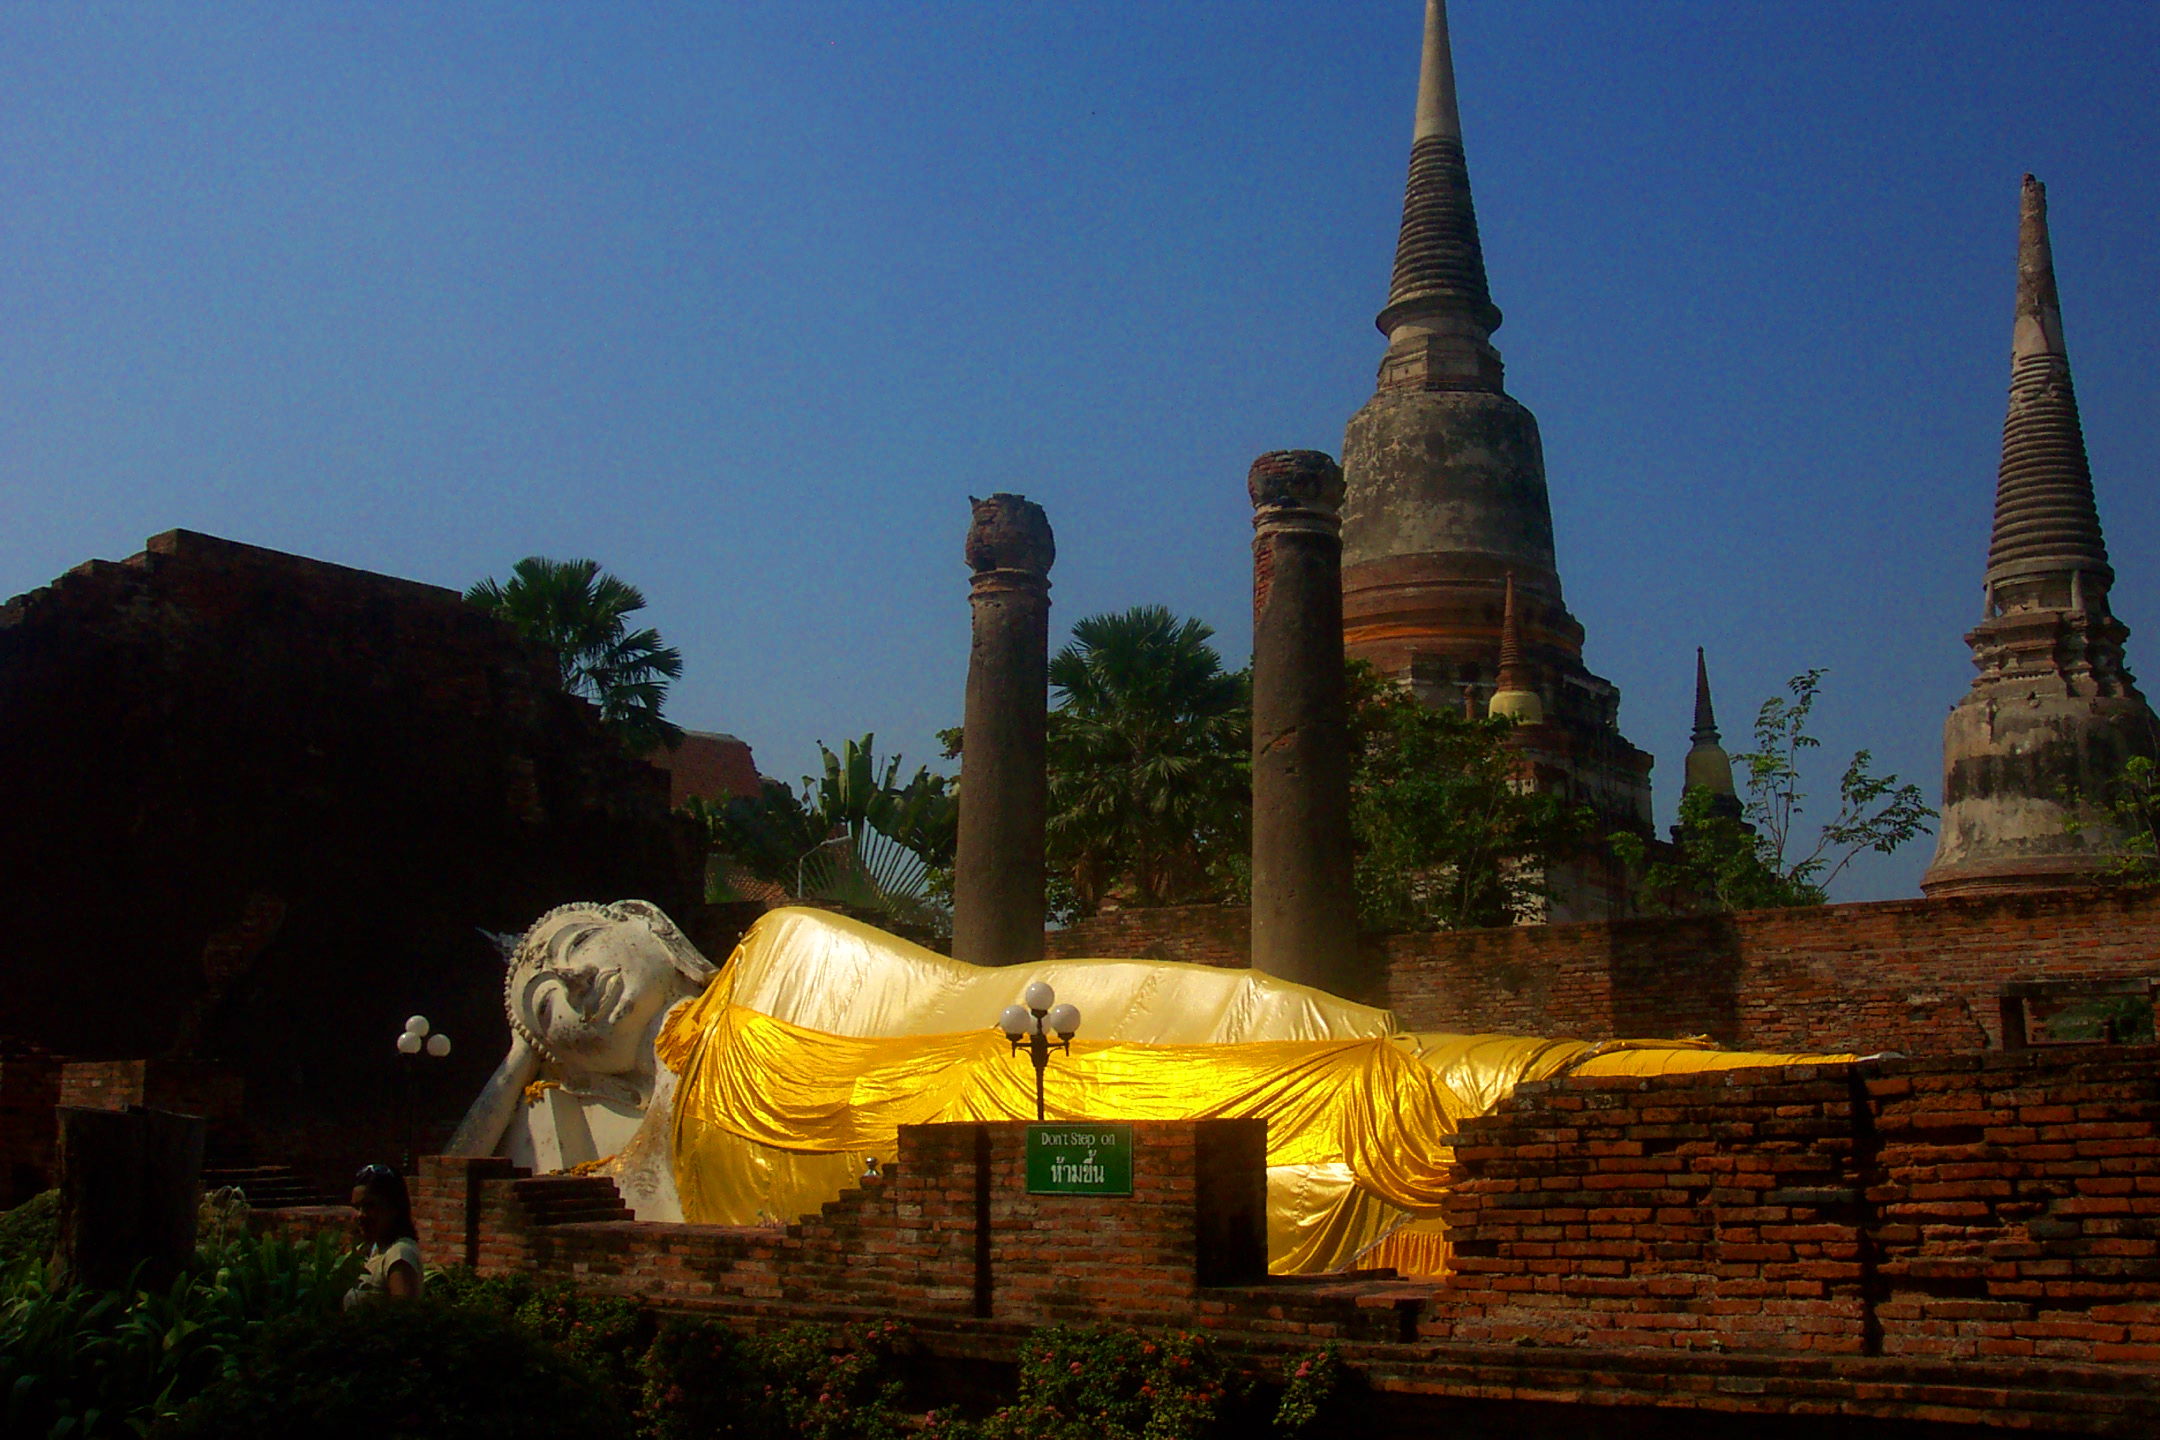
[1248,451,1359,995]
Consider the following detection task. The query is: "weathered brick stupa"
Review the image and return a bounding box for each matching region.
[1922,177,2159,896]
[1340,0,1652,921]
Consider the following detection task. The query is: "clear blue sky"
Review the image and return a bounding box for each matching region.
[4,2,2155,902]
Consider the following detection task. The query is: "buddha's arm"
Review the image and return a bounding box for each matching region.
[445,1036,541,1157]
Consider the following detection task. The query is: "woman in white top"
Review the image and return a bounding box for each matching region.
[345,1163,423,1307]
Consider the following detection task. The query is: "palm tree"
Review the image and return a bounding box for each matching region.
[1046,606,1249,913]
[467,557,684,753]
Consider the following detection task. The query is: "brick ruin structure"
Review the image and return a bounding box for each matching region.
[645,729,763,809]
[1922,176,2160,897]
[0,529,701,1186]
[325,1047,2160,1434]
[1339,0,1653,922]
[1051,886,2160,1056]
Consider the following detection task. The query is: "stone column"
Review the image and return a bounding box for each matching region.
[952,494,1055,967]
[1249,451,1359,995]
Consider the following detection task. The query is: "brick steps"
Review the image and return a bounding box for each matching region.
[509,1175,634,1225]
[203,1163,336,1209]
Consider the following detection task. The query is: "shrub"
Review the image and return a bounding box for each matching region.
[637,1316,763,1440]
[640,1316,927,1440]
[429,1265,655,1419]
[0,1228,358,1438]
[967,1325,1245,1440]
[1271,1345,1355,1439]
[941,1327,1355,1440]
[167,1299,635,1440]
[740,1319,916,1440]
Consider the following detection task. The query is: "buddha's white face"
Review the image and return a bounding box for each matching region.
[514,911,684,1075]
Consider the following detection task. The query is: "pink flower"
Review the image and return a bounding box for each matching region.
[1069,1360,1084,1373]
[1295,1361,1311,1378]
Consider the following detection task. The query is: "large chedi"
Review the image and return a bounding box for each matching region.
[1341,0,1651,920]
[1922,177,2158,896]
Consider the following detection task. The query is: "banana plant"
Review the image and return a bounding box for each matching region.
[690,735,958,939]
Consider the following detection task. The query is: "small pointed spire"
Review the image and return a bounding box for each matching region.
[1411,0,1463,143]
[1496,572,1528,688]
[2012,174,2065,363]
[1489,572,1543,723]
[1691,646,1720,747]
[1681,646,1740,810]
[1984,175,2111,607]
[1373,0,1503,390]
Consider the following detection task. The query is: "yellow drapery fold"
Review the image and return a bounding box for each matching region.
[656,909,1852,1276]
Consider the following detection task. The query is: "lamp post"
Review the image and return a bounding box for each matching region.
[998,980,1081,1123]
[395,1014,453,1174]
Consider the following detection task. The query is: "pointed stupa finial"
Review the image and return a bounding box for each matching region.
[2012,175,2065,362]
[1691,646,1719,747]
[1489,572,1543,723]
[1983,174,2111,611]
[1372,0,1504,392]
[1412,0,1463,143]
[1681,646,1740,807]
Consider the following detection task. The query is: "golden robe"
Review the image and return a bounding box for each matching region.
[659,908,1847,1275]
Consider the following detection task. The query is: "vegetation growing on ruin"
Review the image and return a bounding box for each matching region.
[1615,669,1935,913]
[2066,753,2160,884]
[1346,661,1591,931]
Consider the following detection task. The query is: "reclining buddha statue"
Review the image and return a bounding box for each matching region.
[449,899,1852,1274]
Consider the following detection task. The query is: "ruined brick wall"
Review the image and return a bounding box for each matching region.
[386,1061,2160,1423]
[1432,1046,2160,1363]
[647,730,762,809]
[1384,887,2160,1051]
[1043,888,2160,1054]
[0,530,699,1185]
[1046,906,1253,968]
[56,1060,246,1126]
[414,1120,1268,1325]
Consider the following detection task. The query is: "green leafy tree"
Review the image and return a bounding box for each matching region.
[688,734,958,938]
[1613,784,1822,912]
[2065,753,2160,884]
[466,556,684,754]
[1039,606,1251,916]
[1348,662,1591,931]
[1615,669,1934,913]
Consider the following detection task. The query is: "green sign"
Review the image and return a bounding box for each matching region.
[1025,1123,1133,1196]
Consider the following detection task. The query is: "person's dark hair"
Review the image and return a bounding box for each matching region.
[353,1163,419,1244]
